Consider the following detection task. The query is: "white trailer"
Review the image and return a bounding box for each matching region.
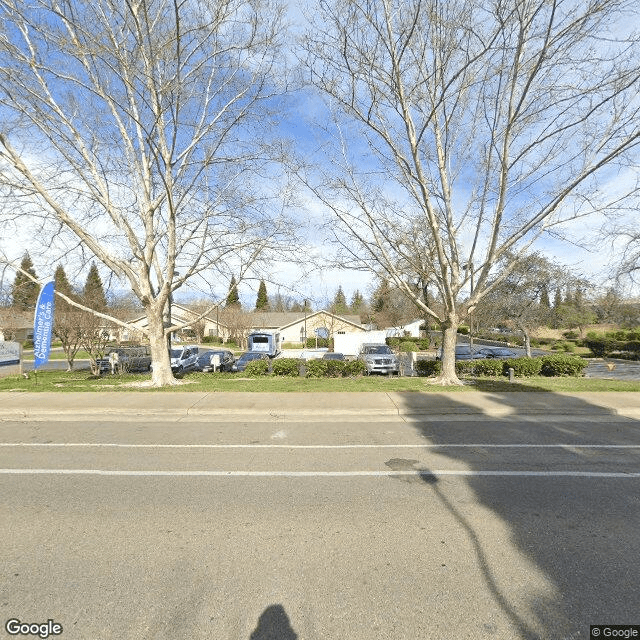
[333,331,388,357]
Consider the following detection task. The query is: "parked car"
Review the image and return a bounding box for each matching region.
[453,345,486,360]
[435,345,484,361]
[476,346,517,359]
[170,345,200,373]
[322,352,346,361]
[195,349,235,372]
[299,348,329,360]
[231,351,269,372]
[358,344,399,375]
[97,345,152,373]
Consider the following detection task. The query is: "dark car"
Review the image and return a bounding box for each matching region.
[454,345,485,360]
[231,351,269,372]
[322,352,346,361]
[195,349,235,372]
[476,347,517,359]
[97,346,152,373]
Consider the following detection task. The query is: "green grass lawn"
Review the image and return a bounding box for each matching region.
[2,370,640,392]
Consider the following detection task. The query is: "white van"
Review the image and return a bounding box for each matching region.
[247,331,281,357]
[170,345,200,373]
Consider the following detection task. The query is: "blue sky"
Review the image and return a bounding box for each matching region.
[1,0,638,308]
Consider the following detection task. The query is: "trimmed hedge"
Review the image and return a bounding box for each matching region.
[503,357,542,377]
[304,359,366,378]
[272,358,300,377]
[399,341,418,352]
[472,359,504,377]
[386,337,431,350]
[416,360,441,376]
[243,360,269,376]
[540,354,587,377]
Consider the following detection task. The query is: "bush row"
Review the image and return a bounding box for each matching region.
[386,337,431,350]
[582,332,640,358]
[415,354,587,378]
[243,357,366,378]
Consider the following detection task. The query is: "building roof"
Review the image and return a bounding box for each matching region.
[250,310,364,331]
[0,308,33,330]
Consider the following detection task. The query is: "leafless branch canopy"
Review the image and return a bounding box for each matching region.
[302,0,640,324]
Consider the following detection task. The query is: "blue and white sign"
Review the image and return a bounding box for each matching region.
[33,280,55,370]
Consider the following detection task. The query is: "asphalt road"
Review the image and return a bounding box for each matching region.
[1,409,639,640]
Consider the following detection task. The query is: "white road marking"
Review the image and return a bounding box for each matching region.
[0,469,638,478]
[0,442,639,449]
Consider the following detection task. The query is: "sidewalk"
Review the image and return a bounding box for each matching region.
[2,391,640,421]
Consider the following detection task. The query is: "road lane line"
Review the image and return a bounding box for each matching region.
[1,443,640,449]
[1,469,639,478]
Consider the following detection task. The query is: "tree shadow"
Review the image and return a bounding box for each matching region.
[249,604,298,640]
[395,390,640,638]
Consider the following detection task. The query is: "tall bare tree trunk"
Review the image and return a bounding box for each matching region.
[438,316,461,385]
[147,305,176,387]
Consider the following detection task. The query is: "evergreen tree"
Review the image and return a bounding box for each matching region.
[371,278,391,313]
[539,284,550,309]
[54,264,76,313]
[332,285,348,314]
[350,289,364,313]
[225,275,241,308]
[82,263,107,310]
[11,252,39,310]
[553,287,563,309]
[255,280,269,310]
[564,286,574,306]
[54,264,74,297]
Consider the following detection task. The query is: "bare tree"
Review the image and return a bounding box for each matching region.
[474,252,579,355]
[0,0,294,385]
[300,0,640,384]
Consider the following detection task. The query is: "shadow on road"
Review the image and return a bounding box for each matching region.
[395,390,640,639]
[249,604,298,640]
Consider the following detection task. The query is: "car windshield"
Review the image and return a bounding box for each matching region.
[239,353,260,362]
[363,346,391,354]
[170,349,183,358]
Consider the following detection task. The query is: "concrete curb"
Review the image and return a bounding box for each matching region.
[1,391,640,422]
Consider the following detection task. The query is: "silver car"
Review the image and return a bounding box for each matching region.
[358,344,399,375]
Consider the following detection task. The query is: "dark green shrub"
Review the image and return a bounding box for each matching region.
[557,341,576,353]
[326,360,347,377]
[583,335,617,357]
[304,359,328,378]
[457,325,470,335]
[416,360,441,376]
[540,354,587,377]
[417,338,431,350]
[455,360,475,375]
[344,359,366,377]
[399,341,417,352]
[473,359,504,377]
[624,341,640,354]
[244,360,269,376]
[563,330,579,340]
[504,357,542,377]
[272,358,300,377]
[202,336,223,344]
[386,337,401,348]
[306,337,331,349]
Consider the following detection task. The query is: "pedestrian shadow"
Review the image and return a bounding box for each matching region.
[394,389,640,638]
[249,604,298,640]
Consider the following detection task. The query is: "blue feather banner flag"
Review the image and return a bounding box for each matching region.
[33,280,55,370]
